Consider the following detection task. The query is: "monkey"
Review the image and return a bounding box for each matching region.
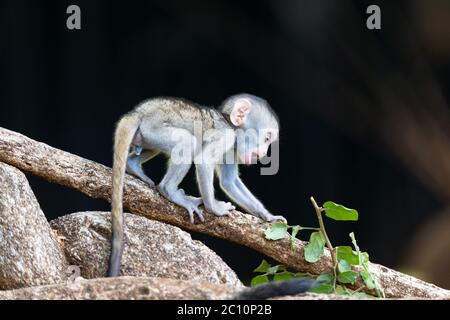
[108,94,287,277]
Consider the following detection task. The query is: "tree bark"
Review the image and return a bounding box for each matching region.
[0,127,448,298]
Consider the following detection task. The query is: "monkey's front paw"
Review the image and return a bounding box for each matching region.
[206,201,235,217]
[263,214,287,223]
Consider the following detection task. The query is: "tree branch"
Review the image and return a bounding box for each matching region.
[0,127,448,298]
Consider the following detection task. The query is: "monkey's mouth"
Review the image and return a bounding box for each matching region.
[240,153,258,165]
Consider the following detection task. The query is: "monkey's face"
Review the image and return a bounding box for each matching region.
[223,93,279,165]
[236,127,278,165]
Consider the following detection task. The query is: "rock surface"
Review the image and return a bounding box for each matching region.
[0,276,239,300]
[50,212,242,286]
[0,276,446,300]
[0,162,67,290]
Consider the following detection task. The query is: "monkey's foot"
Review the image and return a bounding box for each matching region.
[157,186,205,223]
[185,196,203,206]
[261,213,287,223]
[205,200,235,217]
[140,176,156,187]
[177,189,203,206]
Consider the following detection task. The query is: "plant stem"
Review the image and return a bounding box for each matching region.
[310,196,337,267]
[352,286,366,293]
[299,227,320,231]
[310,196,339,293]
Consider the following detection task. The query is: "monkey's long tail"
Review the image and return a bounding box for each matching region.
[108,113,141,277]
[233,278,317,300]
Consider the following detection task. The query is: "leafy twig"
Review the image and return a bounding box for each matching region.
[310,196,336,266]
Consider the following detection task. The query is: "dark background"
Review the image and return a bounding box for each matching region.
[1,0,449,287]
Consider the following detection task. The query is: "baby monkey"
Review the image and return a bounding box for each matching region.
[108,94,286,277]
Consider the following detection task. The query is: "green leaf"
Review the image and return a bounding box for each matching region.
[251,274,269,286]
[323,201,359,221]
[265,222,288,240]
[316,274,334,284]
[273,272,294,282]
[253,260,271,273]
[310,284,334,294]
[312,274,335,294]
[337,271,358,284]
[360,270,377,290]
[337,259,352,273]
[266,265,286,274]
[277,265,287,271]
[335,285,351,296]
[304,231,326,263]
[290,225,301,249]
[294,272,308,279]
[360,252,370,266]
[336,246,360,265]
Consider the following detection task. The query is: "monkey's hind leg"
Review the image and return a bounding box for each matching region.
[126,149,159,187]
[158,161,205,223]
[139,126,203,222]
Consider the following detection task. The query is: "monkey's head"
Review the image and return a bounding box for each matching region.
[220,94,279,165]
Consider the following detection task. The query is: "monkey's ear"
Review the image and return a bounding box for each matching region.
[230,98,252,127]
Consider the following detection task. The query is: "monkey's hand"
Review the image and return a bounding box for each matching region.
[259,212,287,224]
[205,200,235,217]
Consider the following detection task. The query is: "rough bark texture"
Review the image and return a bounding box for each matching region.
[0,127,449,298]
[0,162,68,290]
[50,211,242,286]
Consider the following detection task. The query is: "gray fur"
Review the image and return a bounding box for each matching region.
[108,94,285,277]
